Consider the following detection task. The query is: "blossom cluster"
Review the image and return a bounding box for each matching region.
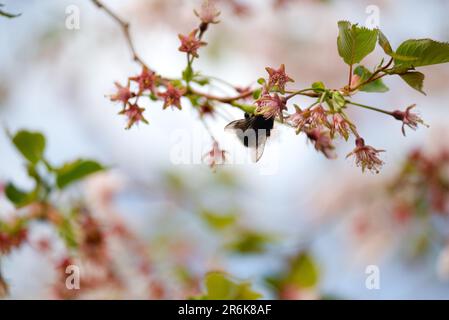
[102,0,443,173]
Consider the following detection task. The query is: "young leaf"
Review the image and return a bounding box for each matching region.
[337,21,378,66]
[331,91,346,110]
[226,230,274,254]
[400,71,426,95]
[252,88,262,100]
[201,209,237,230]
[195,272,262,300]
[378,30,393,55]
[312,81,325,91]
[385,65,414,75]
[58,215,78,249]
[395,39,449,67]
[287,252,320,289]
[193,77,210,86]
[182,64,194,83]
[377,31,418,61]
[11,130,46,164]
[4,183,36,208]
[56,159,105,189]
[265,251,320,294]
[354,65,389,92]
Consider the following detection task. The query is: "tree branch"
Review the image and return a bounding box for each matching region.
[91,0,148,68]
[189,88,254,103]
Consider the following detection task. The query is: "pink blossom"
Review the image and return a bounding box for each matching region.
[109,82,134,106]
[199,102,215,118]
[119,103,148,129]
[346,138,385,173]
[306,128,336,159]
[0,272,7,298]
[158,83,186,110]
[203,141,227,170]
[309,105,330,129]
[194,0,220,24]
[391,104,428,136]
[287,105,310,133]
[331,113,351,140]
[350,73,361,89]
[287,105,331,133]
[265,64,294,93]
[178,29,207,58]
[255,93,287,121]
[129,67,158,94]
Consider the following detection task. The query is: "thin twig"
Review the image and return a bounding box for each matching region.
[190,88,254,103]
[347,101,393,116]
[350,57,393,92]
[91,0,148,68]
[285,88,321,100]
[200,117,217,143]
[348,64,353,88]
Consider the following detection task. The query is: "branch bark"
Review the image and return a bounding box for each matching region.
[91,0,148,68]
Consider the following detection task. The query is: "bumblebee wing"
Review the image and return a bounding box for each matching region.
[225,117,270,162]
[225,118,253,131]
[251,130,268,162]
[225,118,255,146]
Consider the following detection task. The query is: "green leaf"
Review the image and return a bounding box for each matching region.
[377,31,418,61]
[378,30,393,55]
[58,215,78,249]
[188,95,200,107]
[149,93,158,101]
[385,65,414,75]
[312,81,325,91]
[395,39,449,67]
[12,130,46,164]
[193,77,210,86]
[252,88,262,100]
[201,209,237,230]
[226,230,274,254]
[195,272,262,300]
[257,78,266,85]
[56,159,105,189]
[287,252,320,288]
[4,183,36,208]
[399,71,426,95]
[337,21,378,66]
[0,216,27,234]
[0,4,21,18]
[354,65,389,92]
[170,79,183,87]
[182,64,194,83]
[331,91,346,110]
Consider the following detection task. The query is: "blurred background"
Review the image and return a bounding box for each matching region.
[1,0,449,299]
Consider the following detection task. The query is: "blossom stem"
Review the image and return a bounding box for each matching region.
[190,88,254,103]
[204,75,241,91]
[91,0,149,69]
[229,102,256,114]
[348,64,353,88]
[200,117,217,143]
[285,88,321,100]
[340,110,360,138]
[350,57,393,92]
[347,101,393,116]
